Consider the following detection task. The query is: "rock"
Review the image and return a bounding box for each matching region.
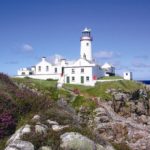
[60,132,100,150]
[38,146,52,150]
[138,115,148,124]
[105,88,117,94]
[60,132,115,150]
[22,124,31,134]
[46,119,59,125]
[35,124,48,135]
[113,93,127,101]
[139,89,148,99]
[94,107,107,116]
[7,124,31,145]
[5,140,34,150]
[32,114,40,122]
[136,102,147,115]
[52,124,69,132]
[5,147,18,150]
[112,123,128,142]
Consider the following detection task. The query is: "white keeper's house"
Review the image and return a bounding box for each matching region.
[17,28,115,86]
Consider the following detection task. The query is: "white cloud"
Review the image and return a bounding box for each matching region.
[94,50,120,59]
[22,44,33,52]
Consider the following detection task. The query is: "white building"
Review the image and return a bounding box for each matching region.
[17,28,115,86]
[123,71,132,80]
[102,63,115,77]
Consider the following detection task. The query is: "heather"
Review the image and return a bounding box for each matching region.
[0,73,53,140]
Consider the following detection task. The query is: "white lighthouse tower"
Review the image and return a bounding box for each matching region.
[80,28,93,61]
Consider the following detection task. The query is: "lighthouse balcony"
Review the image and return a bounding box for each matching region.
[80,36,93,41]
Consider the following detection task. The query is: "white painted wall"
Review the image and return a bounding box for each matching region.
[63,66,95,86]
[80,39,92,61]
[123,72,132,80]
[16,74,60,80]
[17,68,31,76]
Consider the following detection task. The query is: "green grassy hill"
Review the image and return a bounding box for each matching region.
[64,80,143,100]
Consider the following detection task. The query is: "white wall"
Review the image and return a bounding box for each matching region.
[16,74,60,80]
[63,66,95,86]
[123,72,132,80]
[17,68,30,76]
[35,59,62,76]
[80,40,92,61]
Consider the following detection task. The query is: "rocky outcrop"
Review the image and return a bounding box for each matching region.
[35,124,48,135]
[52,124,69,132]
[5,140,34,150]
[110,89,150,117]
[60,132,115,150]
[5,114,114,150]
[92,101,150,150]
[38,146,52,150]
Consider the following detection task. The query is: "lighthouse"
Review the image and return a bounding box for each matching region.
[80,28,93,61]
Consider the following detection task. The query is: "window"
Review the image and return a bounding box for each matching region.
[81,68,84,73]
[86,43,89,46]
[86,76,89,81]
[72,69,75,74]
[22,72,25,75]
[38,66,41,72]
[54,68,57,73]
[72,76,75,82]
[46,66,49,72]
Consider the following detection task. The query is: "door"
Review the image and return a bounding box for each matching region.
[66,76,70,83]
[81,76,84,84]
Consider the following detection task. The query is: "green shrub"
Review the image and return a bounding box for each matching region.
[71,96,96,112]
[72,96,85,108]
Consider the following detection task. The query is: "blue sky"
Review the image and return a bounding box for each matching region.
[0,0,150,80]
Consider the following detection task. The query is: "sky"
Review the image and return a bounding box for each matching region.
[0,0,150,80]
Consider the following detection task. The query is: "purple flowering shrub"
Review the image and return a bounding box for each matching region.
[0,112,16,138]
[0,73,52,139]
[0,91,17,138]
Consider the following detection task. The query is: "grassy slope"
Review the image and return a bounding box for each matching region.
[100,76,123,80]
[12,77,57,89]
[64,80,143,100]
[0,76,142,149]
[14,77,144,101]
[13,77,71,99]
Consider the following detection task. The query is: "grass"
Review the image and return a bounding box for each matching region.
[13,77,57,90]
[71,95,96,112]
[13,77,71,100]
[64,80,144,100]
[0,138,7,150]
[100,76,123,80]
